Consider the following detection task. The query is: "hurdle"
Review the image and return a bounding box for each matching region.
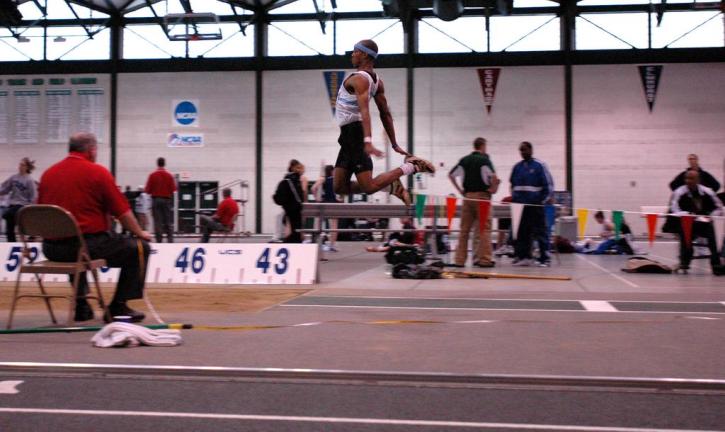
[301,203,512,281]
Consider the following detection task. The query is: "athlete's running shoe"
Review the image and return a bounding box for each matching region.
[405,155,436,174]
[389,178,412,206]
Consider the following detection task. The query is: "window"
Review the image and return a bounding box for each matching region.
[333,0,385,12]
[576,13,648,49]
[270,1,318,14]
[123,25,187,59]
[268,21,334,56]
[419,17,487,53]
[335,19,404,54]
[188,24,255,58]
[46,27,110,60]
[490,15,560,51]
[0,27,45,61]
[652,11,724,48]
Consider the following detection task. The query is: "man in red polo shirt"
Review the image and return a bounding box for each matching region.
[200,188,239,243]
[38,132,151,322]
[145,157,177,243]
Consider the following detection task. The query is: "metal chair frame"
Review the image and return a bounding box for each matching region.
[6,205,109,329]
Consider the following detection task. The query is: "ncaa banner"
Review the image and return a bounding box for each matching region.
[638,65,663,112]
[167,133,204,148]
[172,99,200,127]
[323,71,345,117]
[477,68,501,114]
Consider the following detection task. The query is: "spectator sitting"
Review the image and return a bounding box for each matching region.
[670,169,724,275]
[200,188,239,243]
[576,211,634,255]
[366,218,417,252]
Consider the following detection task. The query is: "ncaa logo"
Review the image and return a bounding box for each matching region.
[174,100,198,126]
[168,133,182,146]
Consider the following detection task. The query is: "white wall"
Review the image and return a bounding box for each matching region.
[414,66,566,232]
[116,71,256,231]
[573,63,725,234]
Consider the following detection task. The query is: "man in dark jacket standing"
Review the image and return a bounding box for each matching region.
[510,141,554,267]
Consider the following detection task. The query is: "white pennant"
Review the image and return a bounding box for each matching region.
[510,203,525,241]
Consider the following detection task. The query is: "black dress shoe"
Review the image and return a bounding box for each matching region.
[473,261,496,268]
[443,262,464,267]
[108,302,145,323]
[74,301,95,322]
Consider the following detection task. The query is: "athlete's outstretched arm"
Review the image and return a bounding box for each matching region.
[351,75,383,157]
[374,80,409,156]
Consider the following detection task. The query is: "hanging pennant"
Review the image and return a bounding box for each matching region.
[577,208,589,239]
[510,203,525,241]
[323,71,346,117]
[478,200,491,235]
[446,196,457,231]
[612,210,624,240]
[680,215,694,248]
[415,194,427,224]
[638,65,663,113]
[646,214,659,247]
[428,195,437,220]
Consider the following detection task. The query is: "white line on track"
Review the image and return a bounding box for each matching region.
[580,301,618,312]
[281,304,725,315]
[0,381,22,394]
[301,295,725,304]
[575,254,639,288]
[0,408,719,432]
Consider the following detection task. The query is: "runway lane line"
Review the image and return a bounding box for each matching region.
[0,408,719,432]
[281,304,725,315]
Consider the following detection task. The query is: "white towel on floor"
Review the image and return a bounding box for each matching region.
[91,322,183,348]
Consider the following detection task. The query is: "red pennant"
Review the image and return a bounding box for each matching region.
[646,214,658,246]
[478,200,491,235]
[680,215,694,248]
[446,196,457,231]
[477,68,501,114]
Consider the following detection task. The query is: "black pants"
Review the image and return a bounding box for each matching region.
[43,233,150,304]
[679,221,721,269]
[152,197,174,243]
[283,205,302,243]
[514,205,549,263]
[3,205,22,242]
[200,215,226,243]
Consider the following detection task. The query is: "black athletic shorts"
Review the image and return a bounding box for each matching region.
[335,121,373,174]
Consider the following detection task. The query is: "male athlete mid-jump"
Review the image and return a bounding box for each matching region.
[333,39,435,205]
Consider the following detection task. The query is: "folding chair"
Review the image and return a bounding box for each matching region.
[6,205,109,329]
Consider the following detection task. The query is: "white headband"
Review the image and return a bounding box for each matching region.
[354,43,378,59]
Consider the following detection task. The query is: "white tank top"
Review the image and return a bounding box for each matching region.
[335,71,381,127]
